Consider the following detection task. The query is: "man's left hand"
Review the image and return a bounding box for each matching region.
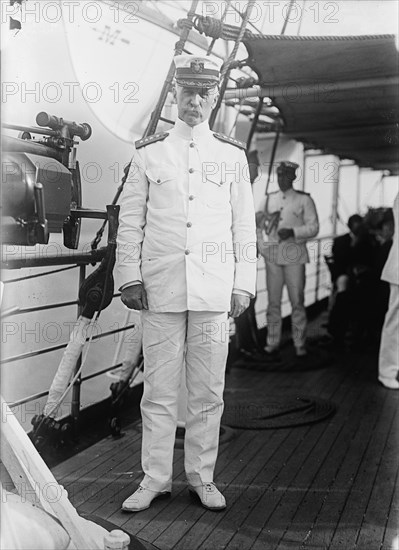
[278,227,294,240]
[229,293,250,318]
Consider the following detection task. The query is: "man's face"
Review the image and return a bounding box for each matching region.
[349,220,363,236]
[277,169,295,192]
[174,85,219,126]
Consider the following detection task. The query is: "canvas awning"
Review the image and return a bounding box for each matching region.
[243,34,399,174]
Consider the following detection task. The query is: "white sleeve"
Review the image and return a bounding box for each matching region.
[293,195,319,240]
[230,149,257,298]
[115,148,148,291]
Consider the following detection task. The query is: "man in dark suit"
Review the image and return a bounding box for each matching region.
[327,214,374,347]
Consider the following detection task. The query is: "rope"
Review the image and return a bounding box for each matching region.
[297,0,307,36]
[364,173,385,204]
[246,97,264,150]
[91,164,129,250]
[209,0,258,129]
[281,0,296,35]
[206,0,232,56]
[228,99,245,137]
[229,2,266,37]
[265,125,281,195]
[192,16,224,39]
[177,15,255,42]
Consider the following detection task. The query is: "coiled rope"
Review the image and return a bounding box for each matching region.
[177,15,254,42]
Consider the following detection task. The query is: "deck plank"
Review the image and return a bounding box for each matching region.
[52,424,139,480]
[329,387,398,549]
[276,381,389,549]
[381,465,399,550]
[52,425,138,480]
[297,385,390,549]
[355,405,398,549]
[57,426,142,509]
[222,370,347,550]
[250,369,368,550]
[75,437,143,512]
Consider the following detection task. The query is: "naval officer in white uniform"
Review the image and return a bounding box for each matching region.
[116,55,257,511]
[256,161,319,357]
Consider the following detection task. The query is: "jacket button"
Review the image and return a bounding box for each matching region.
[187,222,192,228]
[190,142,195,148]
[189,195,194,201]
[157,179,161,183]
[185,249,190,255]
[189,168,194,174]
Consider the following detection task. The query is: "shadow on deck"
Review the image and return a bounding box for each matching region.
[51,313,399,550]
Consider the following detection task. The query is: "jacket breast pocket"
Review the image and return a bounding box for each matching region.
[203,176,231,209]
[146,168,175,209]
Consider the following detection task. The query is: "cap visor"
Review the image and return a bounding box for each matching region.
[175,78,218,89]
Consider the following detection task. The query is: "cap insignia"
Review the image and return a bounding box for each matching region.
[191,61,204,74]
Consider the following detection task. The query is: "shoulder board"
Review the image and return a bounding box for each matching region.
[296,190,310,195]
[213,133,246,150]
[135,132,169,149]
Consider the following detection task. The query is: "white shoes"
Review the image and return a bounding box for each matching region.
[264,345,308,358]
[188,482,226,511]
[378,377,399,390]
[121,486,170,512]
[122,482,226,512]
[295,346,307,357]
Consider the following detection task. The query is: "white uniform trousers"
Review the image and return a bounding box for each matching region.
[379,284,399,383]
[140,310,229,492]
[265,261,307,349]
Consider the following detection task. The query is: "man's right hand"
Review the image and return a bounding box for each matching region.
[121,284,148,310]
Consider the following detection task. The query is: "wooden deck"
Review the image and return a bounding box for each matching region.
[52,325,399,550]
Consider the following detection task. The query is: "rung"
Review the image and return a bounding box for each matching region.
[159,116,175,124]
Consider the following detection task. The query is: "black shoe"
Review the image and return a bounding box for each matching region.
[238,349,280,363]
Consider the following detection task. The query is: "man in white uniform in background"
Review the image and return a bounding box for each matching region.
[256,161,319,358]
[116,55,257,512]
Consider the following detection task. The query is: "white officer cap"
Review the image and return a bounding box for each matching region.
[277,161,299,178]
[174,55,223,89]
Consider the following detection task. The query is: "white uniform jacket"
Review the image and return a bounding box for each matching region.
[257,188,319,265]
[116,118,257,312]
[381,191,399,286]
